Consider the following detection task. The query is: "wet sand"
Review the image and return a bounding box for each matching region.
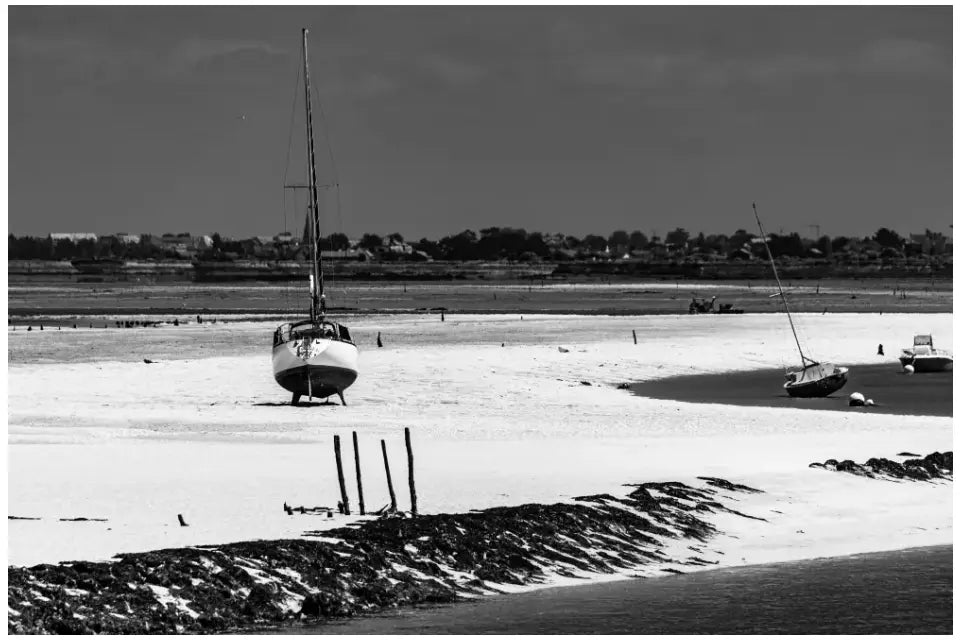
[632,362,952,417]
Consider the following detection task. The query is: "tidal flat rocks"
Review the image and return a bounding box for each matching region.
[809,451,952,481]
[8,478,763,635]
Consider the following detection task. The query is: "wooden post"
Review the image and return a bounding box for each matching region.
[632,330,637,345]
[381,439,397,512]
[177,514,189,527]
[352,431,365,516]
[404,427,418,516]
[334,435,351,515]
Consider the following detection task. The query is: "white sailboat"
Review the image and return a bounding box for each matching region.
[272,29,359,406]
[753,203,848,398]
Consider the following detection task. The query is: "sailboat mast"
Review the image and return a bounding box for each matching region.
[752,203,808,367]
[302,28,325,322]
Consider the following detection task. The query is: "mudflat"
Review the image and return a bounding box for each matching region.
[6,277,953,318]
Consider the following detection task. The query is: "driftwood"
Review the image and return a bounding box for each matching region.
[353,432,365,516]
[334,435,351,515]
[381,439,397,512]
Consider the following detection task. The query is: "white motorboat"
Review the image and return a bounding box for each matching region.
[899,334,953,372]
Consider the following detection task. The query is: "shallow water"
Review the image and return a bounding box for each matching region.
[285,545,952,635]
[633,363,953,417]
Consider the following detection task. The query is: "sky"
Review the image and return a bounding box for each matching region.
[7,5,953,240]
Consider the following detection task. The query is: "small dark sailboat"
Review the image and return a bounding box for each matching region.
[271,29,359,406]
[753,203,848,398]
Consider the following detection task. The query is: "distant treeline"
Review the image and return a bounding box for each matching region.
[8,226,950,263]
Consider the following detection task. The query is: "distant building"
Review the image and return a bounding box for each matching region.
[386,241,413,255]
[159,233,193,257]
[908,231,948,255]
[321,248,368,260]
[49,233,97,244]
[113,233,142,244]
[193,235,213,249]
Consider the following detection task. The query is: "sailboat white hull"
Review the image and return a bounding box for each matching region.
[784,364,848,398]
[271,29,360,405]
[272,337,359,399]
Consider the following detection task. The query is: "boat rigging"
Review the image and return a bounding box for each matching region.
[271,28,360,406]
[753,203,848,398]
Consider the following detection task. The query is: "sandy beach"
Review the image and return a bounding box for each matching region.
[6,307,953,632]
[9,310,952,565]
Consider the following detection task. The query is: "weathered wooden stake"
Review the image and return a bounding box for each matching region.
[405,427,418,516]
[334,435,351,515]
[632,330,637,345]
[352,431,365,515]
[377,332,383,348]
[177,514,189,527]
[381,439,397,512]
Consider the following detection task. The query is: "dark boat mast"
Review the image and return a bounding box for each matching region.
[752,203,817,369]
[302,28,325,324]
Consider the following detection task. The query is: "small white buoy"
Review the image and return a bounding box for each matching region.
[848,392,865,407]
[865,399,875,406]
[903,364,915,375]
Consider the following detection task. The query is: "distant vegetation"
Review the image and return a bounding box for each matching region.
[8,226,952,268]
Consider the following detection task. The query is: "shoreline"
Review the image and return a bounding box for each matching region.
[8,476,765,633]
[9,464,951,635]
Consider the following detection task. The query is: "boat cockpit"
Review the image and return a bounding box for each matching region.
[274,319,354,347]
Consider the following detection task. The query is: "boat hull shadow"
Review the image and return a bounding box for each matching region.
[898,356,953,373]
